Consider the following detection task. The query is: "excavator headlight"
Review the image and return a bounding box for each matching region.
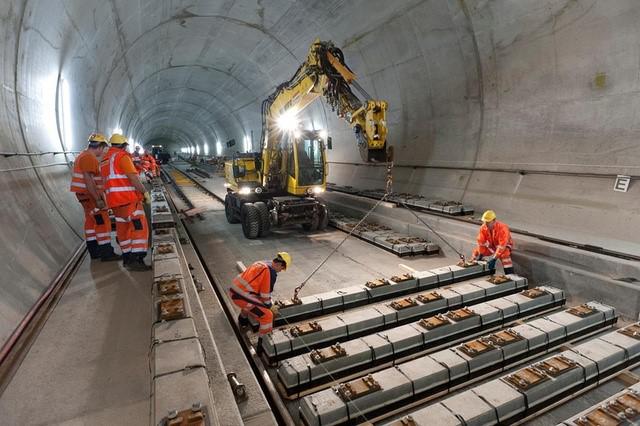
[319,130,328,140]
[277,109,299,131]
[255,187,263,194]
[238,187,251,195]
[312,186,325,194]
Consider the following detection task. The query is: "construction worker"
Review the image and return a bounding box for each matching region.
[132,149,144,175]
[143,151,158,177]
[69,133,120,261]
[100,134,152,271]
[471,210,514,274]
[229,252,291,343]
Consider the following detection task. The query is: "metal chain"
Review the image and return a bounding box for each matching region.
[292,160,395,301]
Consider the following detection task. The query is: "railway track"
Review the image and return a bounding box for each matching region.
[160,162,640,426]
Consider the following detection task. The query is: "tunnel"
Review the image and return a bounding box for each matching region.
[0,1,639,425]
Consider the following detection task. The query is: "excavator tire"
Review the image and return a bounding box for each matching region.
[225,194,240,224]
[318,204,329,230]
[241,203,260,239]
[302,213,320,232]
[254,201,271,237]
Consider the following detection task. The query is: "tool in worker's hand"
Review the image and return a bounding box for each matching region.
[270,304,280,315]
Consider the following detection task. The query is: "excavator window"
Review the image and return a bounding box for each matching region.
[296,138,324,186]
[287,142,295,179]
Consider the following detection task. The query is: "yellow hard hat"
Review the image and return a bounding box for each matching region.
[109,133,128,146]
[88,133,108,144]
[276,252,291,270]
[481,210,496,222]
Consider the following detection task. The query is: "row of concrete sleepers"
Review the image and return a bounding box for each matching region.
[150,186,215,425]
[279,285,568,393]
[380,318,639,426]
[263,271,528,361]
[326,184,474,215]
[273,261,492,326]
[298,301,618,425]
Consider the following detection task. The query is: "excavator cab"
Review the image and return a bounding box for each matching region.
[284,129,327,196]
[224,152,261,192]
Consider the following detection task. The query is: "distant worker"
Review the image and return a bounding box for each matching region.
[132,150,144,175]
[143,152,158,177]
[471,210,514,274]
[69,133,120,261]
[229,252,291,342]
[100,134,152,271]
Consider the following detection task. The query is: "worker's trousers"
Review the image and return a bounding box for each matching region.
[112,201,149,261]
[77,195,115,259]
[229,291,273,335]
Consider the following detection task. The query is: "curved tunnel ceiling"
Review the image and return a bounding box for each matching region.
[96,5,312,154]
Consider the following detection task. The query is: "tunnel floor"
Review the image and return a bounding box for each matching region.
[0,254,152,425]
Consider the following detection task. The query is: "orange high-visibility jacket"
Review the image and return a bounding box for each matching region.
[70,150,104,195]
[143,154,157,175]
[473,220,513,258]
[100,147,141,207]
[230,261,274,307]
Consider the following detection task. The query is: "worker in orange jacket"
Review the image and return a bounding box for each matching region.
[471,210,514,274]
[143,152,158,177]
[100,134,151,271]
[132,150,144,175]
[69,133,120,261]
[229,252,291,346]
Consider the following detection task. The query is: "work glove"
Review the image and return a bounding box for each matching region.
[270,304,280,316]
[143,191,151,204]
[487,256,497,271]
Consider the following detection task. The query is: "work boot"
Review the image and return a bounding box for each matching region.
[126,258,151,271]
[122,252,131,266]
[87,241,101,259]
[256,338,264,357]
[238,315,250,328]
[99,246,122,262]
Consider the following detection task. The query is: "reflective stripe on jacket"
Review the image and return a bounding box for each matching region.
[473,220,513,258]
[100,147,140,207]
[70,150,103,194]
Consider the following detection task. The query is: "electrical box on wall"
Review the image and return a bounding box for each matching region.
[613,175,631,192]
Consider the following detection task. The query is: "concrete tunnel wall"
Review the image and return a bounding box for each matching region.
[0,0,638,349]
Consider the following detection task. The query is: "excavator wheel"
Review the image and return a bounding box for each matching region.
[225,194,240,224]
[241,203,260,239]
[318,204,329,230]
[254,201,271,237]
[302,214,320,232]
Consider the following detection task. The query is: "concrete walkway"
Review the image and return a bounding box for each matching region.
[0,255,152,425]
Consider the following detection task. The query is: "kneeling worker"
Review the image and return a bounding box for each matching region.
[471,210,514,274]
[229,252,291,341]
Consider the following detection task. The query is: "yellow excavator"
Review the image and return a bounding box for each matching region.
[224,39,389,238]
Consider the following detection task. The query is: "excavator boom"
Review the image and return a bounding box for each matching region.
[261,39,389,165]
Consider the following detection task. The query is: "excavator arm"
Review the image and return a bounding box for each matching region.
[261,39,389,165]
